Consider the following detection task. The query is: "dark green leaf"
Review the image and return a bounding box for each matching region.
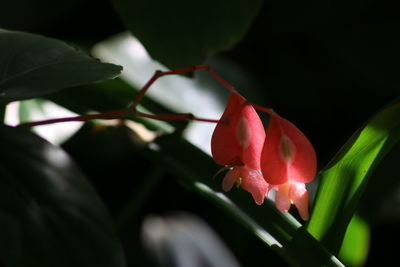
[112,0,262,69]
[0,125,125,267]
[0,29,122,105]
[307,100,400,254]
[142,213,241,267]
[47,78,137,114]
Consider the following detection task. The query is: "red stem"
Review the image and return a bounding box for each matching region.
[21,66,233,128]
[252,103,273,114]
[131,65,235,108]
[19,109,219,128]
[19,109,129,128]
[137,111,219,123]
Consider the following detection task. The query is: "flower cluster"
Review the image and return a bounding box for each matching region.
[211,91,316,220]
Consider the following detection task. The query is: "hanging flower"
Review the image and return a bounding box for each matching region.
[211,91,269,204]
[260,112,317,220]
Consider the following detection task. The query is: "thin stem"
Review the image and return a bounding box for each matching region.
[131,64,235,109]
[252,103,273,114]
[18,109,130,128]
[137,111,219,123]
[18,108,219,128]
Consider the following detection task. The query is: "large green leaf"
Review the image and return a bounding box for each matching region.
[112,0,262,69]
[0,125,125,267]
[0,29,122,105]
[307,100,400,254]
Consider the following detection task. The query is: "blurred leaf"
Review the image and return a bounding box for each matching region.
[142,213,241,267]
[0,29,122,106]
[338,214,369,267]
[18,98,46,123]
[0,125,125,267]
[111,0,262,69]
[307,100,400,253]
[144,136,343,267]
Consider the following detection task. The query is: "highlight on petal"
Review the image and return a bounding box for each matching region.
[222,167,241,192]
[211,91,265,170]
[240,166,269,205]
[274,182,310,220]
[261,112,317,185]
[289,182,309,221]
[275,183,291,212]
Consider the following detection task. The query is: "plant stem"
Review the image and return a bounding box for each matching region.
[18,108,219,128]
[252,103,273,114]
[137,111,219,123]
[18,109,130,128]
[131,64,235,108]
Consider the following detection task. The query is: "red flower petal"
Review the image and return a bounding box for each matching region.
[240,166,269,205]
[221,166,269,205]
[211,92,265,170]
[261,113,316,185]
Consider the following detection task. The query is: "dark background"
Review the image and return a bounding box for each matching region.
[1,0,400,266]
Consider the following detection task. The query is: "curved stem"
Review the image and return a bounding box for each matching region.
[131,65,235,109]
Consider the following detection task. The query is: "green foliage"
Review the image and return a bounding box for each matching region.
[308,100,400,253]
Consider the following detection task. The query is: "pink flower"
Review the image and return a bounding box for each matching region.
[260,112,317,220]
[211,92,269,204]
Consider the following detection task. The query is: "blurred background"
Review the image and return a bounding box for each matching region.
[1,0,400,266]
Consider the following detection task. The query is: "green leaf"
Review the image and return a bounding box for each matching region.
[111,0,262,69]
[307,100,400,253]
[0,125,125,267]
[338,214,369,267]
[0,29,122,105]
